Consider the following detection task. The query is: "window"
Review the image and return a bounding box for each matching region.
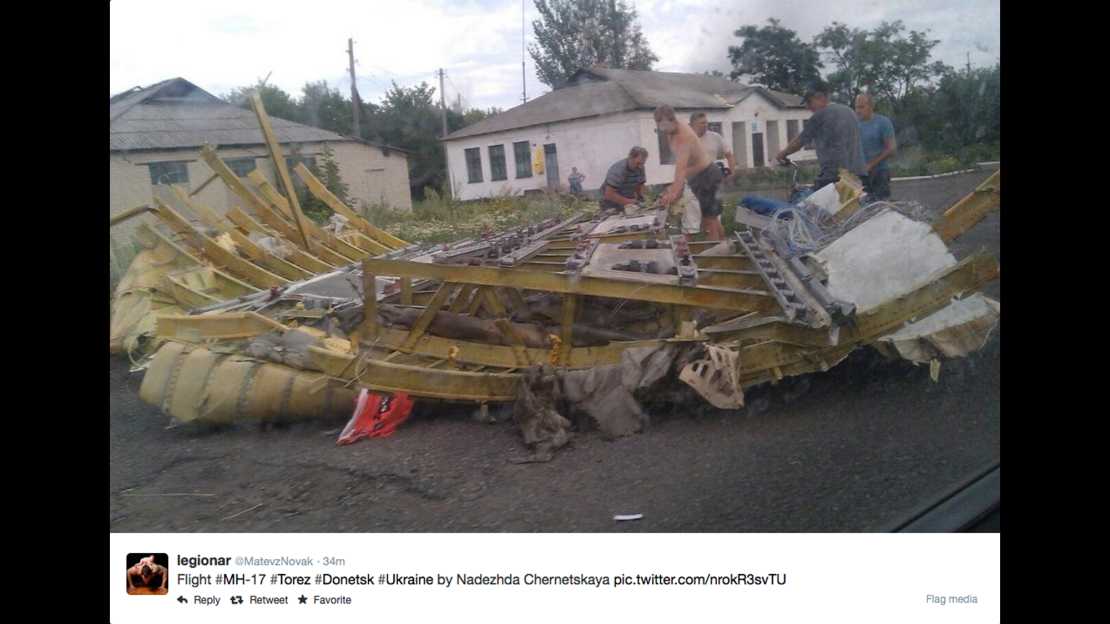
[226,158,257,178]
[148,161,189,185]
[277,155,317,190]
[787,119,800,142]
[489,145,507,181]
[708,122,723,135]
[657,129,674,165]
[284,155,318,172]
[466,147,483,183]
[513,141,532,178]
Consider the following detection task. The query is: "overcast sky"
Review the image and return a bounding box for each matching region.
[110,0,1000,111]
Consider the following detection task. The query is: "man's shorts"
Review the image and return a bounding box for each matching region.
[865,168,892,200]
[689,165,723,218]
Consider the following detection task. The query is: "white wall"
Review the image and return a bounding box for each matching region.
[445,112,645,201]
[330,142,412,211]
[444,92,818,202]
[723,95,815,169]
[640,96,816,188]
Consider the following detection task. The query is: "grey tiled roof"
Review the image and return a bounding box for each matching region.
[444,68,804,141]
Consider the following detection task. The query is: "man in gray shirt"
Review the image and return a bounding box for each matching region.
[776,81,867,190]
[599,147,648,211]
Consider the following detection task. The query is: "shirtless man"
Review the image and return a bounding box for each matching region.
[656,105,725,241]
[127,556,168,593]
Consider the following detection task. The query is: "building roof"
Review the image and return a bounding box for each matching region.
[110,77,406,154]
[444,68,805,142]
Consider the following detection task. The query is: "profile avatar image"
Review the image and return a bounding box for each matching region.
[126,554,169,595]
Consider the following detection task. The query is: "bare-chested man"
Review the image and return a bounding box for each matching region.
[127,556,168,593]
[655,105,725,241]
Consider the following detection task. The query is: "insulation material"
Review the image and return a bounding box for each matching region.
[514,365,573,459]
[283,271,387,300]
[110,248,187,353]
[292,326,352,355]
[254,235,293,260]
[244,327,335,370]
[514,345,682,452]
[140,342,357,423]
[699,241,735,256]
[875,294,1000,362]
[815,211,955,311]
[214,232,237,254]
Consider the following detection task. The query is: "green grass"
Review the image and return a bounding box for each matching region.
[359,190,597,244]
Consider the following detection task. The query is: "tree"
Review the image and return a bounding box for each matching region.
[223,78,501,199]
[375,81,446,195]
[456,107,502,128]
[223,82,301,122]
[530,0,658,87]
[728,18,822,94]
[887,26,947,103]
[925,63,1000,152]
[298,144,349,223]
[300,81,352,136]
[812,22,866,101]
[815,21,946,109]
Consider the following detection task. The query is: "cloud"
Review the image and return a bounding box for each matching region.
[111,0,999,104]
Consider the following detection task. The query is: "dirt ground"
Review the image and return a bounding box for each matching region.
[110,171,999,532]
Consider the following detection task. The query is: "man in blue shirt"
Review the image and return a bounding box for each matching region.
[855,92,897,200]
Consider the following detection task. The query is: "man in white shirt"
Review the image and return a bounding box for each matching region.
[691,112,737,183]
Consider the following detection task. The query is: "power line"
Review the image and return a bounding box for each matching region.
[368,63,441,79]
[368,63,403,77]
[353,68,390,90]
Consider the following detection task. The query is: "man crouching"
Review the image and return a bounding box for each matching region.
[656,105,724,241]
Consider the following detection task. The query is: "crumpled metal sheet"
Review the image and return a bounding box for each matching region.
[679,343,745,409]
[875,294,1000,363]
[816,211,955,311]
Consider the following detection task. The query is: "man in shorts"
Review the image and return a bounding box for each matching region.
[656,105,724,240]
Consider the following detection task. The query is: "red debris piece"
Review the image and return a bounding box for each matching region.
[337,389,415,445]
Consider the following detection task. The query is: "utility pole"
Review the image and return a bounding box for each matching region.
[521,0,528,103]
[348,38,361,138]
[438,68,452,198]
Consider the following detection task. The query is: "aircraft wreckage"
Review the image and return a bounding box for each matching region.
[110,96,1000,453]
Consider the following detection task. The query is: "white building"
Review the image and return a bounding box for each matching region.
[443,68,815,201]
[110,78,412,238]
